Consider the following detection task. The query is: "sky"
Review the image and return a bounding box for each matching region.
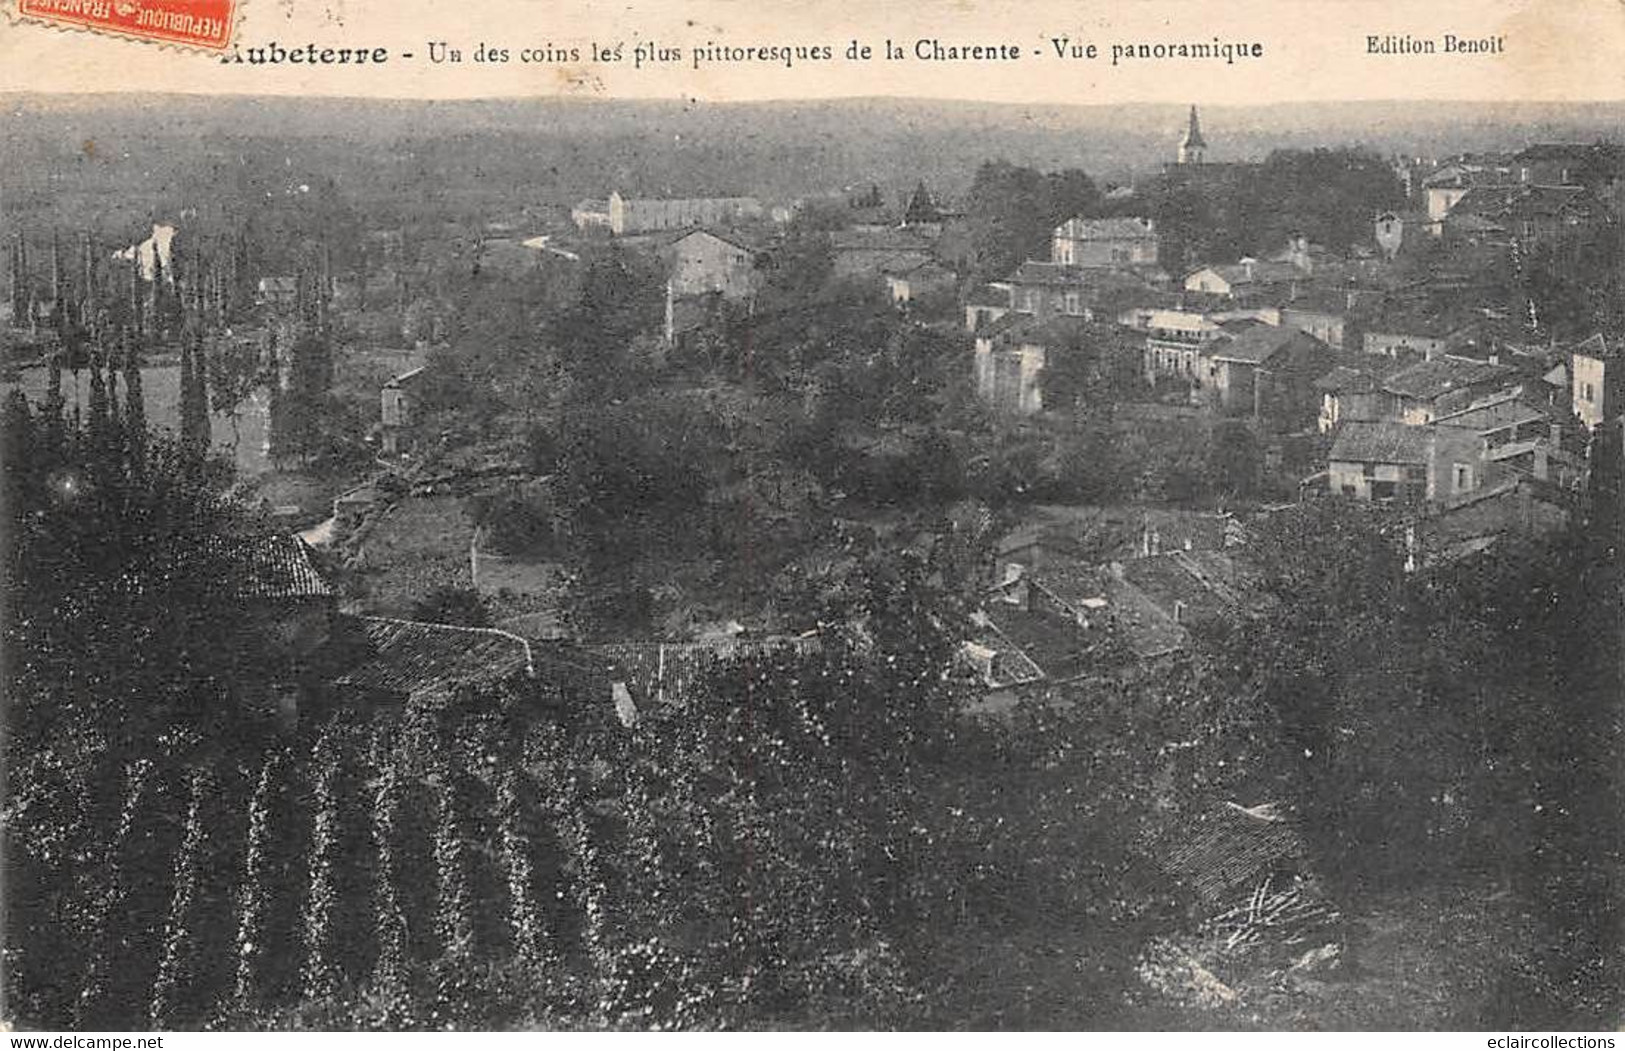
[1,0,1623,105]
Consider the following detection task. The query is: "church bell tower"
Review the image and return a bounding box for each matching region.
[1178,105,1207,165]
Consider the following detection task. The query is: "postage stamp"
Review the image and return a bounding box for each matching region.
[13,0,235,49]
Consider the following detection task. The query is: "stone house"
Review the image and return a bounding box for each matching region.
[1201,325,1334,425]
[1380,355,1520,425]
[1570,333,1620,430]
[607,192,763,236]
[662,229,760,300]
[1050,216,1159,268]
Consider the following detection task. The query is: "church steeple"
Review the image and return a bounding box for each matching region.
[1178,105,1207,165]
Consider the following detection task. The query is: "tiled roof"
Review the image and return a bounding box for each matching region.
[1031,566,1188,661]
[1163,803,1308,905]
[1433,392,1551,433]
[966,283,1010,308]
[332,616,536,701]
[962,620,1047,689]
[1195,260,1303,288]
[978,604,1096,682]
[1016,315,1097,348]
[1007,260,1092,287]
[1382,356,1516,401]
[1208,325,1314,365]
[204,534,334,600]
[829,228,933,252]
[659,226,767,252]
[977,311,1040,343]
[1117,550,1248,627]
[1053,216,1157,240]
[1571,333,1614,361]
[1313,365,1379,393]
[1328,421,1431,465]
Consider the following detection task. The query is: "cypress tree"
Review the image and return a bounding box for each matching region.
[122,329,147,473]
[178,334,204,456]
[85,346,114,478]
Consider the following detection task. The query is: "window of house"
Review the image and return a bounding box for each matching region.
[1584,382,1596,402]
[1065,292,1081,315]
[1452,463,1473,492]
[1362,463,1377,478]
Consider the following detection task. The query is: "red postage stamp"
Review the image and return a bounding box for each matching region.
[13,0,235,49]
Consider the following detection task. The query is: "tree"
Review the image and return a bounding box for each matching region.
[178,331,212,455]
[409,586,491,628]
[959,162,1101,281]
[269,327,336,465]
[1205,419,1260,501]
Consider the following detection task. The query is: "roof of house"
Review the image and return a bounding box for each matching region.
[1433,391,1551,433]
[1016,315,1098,348]
[979,602,1099,682]
[1444,212,1507,234]
[1007,260,1093,287]
[1117,550,1253,626]
[332,616,536,701]
[883,259,956,281]
[1031,564,1190,661]
[829,228,934,252]
[962,616,1048,689]
[202,534,333,600]
[385,366,428,388]
[1162,802,1309,905]
[1382,356,1517,401]
[1190,259,1303,289]
[1207,325,1319,365]
[1053,215,1157,240]
[1313,365,1381,393]
[967,283,1010,308]
[1328,420,1431,465]
[976,311,1041,344]
[1571,332,1614,361]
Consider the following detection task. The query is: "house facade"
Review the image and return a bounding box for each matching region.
[380,365,429,456]
[1202,326,1334,424]
[1380,355,1519,425]
[1050,216,1158,268]
[1571,333,1620,430]
[664,229,759,300]
[608,193,763,236]
[973,316,1055,416]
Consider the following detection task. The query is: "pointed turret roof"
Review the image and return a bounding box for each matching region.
[1182,105,1207,150]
